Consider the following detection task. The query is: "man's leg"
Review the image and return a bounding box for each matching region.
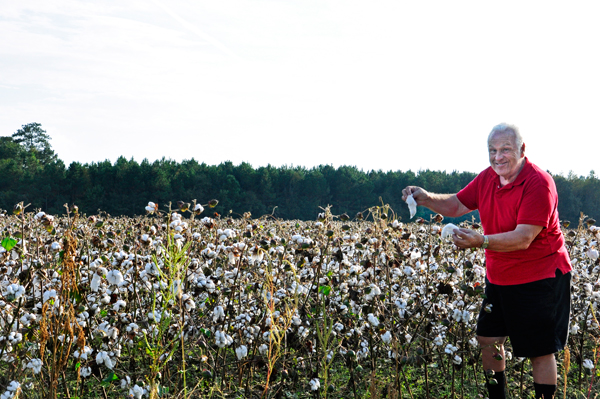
[531,354,557,398]
[478,336,507,399]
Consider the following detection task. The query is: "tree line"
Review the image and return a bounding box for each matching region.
[1,123,597,224]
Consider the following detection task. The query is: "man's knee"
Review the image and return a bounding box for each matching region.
[477,336,506,348]
[531,353,556,367]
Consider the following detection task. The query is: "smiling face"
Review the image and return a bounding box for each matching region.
[488,129,525,185]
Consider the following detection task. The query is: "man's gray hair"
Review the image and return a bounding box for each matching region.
[488,123,523,150]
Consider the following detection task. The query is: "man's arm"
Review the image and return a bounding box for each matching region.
[453,224,543,252]
[402,186,471,218]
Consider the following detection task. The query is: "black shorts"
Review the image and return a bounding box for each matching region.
[476,269,571,358]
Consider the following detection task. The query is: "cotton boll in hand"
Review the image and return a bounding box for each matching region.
[441,223,460,239]
[406,195,417,219]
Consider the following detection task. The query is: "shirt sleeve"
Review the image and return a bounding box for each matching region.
[516,175,555,228]
[456,172,482,211]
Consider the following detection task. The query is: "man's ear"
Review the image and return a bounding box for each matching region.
[520,143,526,157]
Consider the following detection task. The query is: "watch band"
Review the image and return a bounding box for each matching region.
[481,235,489,249]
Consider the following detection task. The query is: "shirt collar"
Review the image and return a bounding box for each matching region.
[497,157,531,190]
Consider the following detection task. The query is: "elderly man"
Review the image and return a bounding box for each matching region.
[402,124,571,399]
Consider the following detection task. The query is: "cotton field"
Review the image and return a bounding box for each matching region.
[0,203,599,399]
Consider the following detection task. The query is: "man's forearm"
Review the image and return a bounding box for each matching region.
[421,193,470,218]
[486,225,543,252]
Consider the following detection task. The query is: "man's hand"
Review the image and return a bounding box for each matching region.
[402,186,430,204]
[452,228,484,249]
[451,224,544,251]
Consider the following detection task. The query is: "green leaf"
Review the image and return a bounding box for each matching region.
[100,309,108,317]
[319,285,332,296]
[70,291,82,304]
[200,328,212,338]
[101,372,119,386]
[1,238,17,252]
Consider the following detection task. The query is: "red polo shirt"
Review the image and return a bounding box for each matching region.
[456,158,572,285]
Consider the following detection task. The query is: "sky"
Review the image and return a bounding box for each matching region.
[1,1,599,177]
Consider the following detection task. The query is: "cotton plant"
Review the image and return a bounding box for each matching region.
[2,206,600,396]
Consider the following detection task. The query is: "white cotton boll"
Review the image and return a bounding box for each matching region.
[25,358,43,374]
[381,331,392,344]
[106,270,124,285]
[129,385,146,399]
[80,367,92,378]
[74,346,93,360]
[410,249,421,260]
[367,313,380,327]
[309,378,320,391]
[442,224,460,239]
[43,290,57,303]
[8,332,22,344]
[445,344,458,354]
[406,194,417,219]
[365,284,381,301]
[113,300,126,311]
[213,306,225,322]
[259,344,269,355]
[5,284,25,300]
[453,355,462,365]
[96,351,107,366]
[462,310,472,323]
[236,345,248,360]
[6,382,20,392]
[215,330,234,348]
[148,311,162,323]
[583,359,595,369]
[473,265,486,278]
[587,248,599,260]
[571,323,580,335]
[433,335,444,346]
[121,376,131,389]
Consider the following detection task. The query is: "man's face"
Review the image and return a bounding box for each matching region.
[488,130,524,182]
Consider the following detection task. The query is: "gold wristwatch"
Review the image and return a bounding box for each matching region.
[481,235,489,249]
